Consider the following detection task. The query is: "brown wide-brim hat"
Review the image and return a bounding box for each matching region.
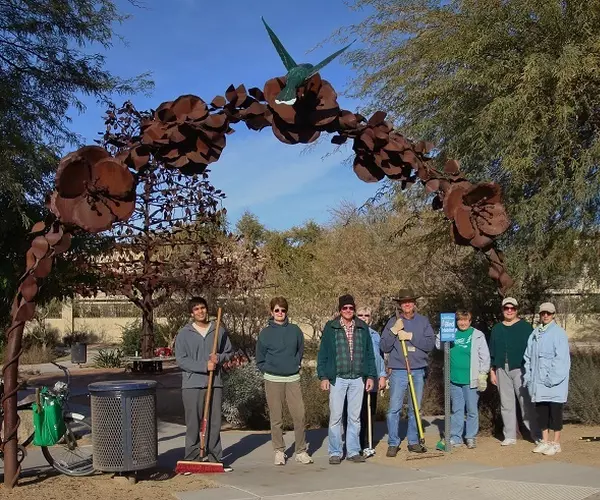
[392,288,420,303]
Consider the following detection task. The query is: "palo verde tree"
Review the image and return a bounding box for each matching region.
[99,102,228,358]
[342,0,600,304]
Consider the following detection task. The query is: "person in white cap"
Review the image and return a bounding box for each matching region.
[524,302,570,456]
[489,297,540,445]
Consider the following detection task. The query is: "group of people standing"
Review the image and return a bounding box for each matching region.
[175,290,571,471]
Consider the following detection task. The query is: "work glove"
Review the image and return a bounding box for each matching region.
[477,373,488,392]
[390,318,404,334]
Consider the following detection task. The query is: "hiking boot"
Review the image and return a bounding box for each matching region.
[386,445,399,457]
[542,442,561,456]
[500,438,517,446]
[295,451,313,464]
[347,454,366,463]
[274,451,286,466]
[329,455,341,465]
[466,438,477,449]
[408,443,427,453]
[532,441,551,454]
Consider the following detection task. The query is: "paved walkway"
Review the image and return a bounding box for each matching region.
[8,415,600,500]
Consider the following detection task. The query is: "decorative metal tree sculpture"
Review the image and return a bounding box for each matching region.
[1,19,512,488]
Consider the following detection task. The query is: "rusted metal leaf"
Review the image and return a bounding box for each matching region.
[444,159,460,175]
[469,231,494,250]
[30,222,45,233]
[31,236,49,259]
[425,179,440,194]
[455,206,476,240]
[33,256,52,278]
[15,300,35,322]
[53,233,72,254]
[368,111,387,126]
[464,182,502,206]
[443,185,468,220]
[476,204,510,236]
[353,158,385,183]
[19,275,38,302]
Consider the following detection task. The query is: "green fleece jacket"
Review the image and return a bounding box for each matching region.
[490,319,533,370]
[256,318,304,376]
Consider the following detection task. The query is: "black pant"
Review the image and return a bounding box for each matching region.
[343,391,378,450]
[535,402,564,431]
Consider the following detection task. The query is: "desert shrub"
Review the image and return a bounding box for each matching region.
[120,320,170,356]
[23,324,60,351]
[62,329,102,346]
[94,348,124,368]
[222,360,268,429]
[20,345,57,365]
[566,348,600,425]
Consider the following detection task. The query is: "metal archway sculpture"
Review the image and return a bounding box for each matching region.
[1,20,513,489]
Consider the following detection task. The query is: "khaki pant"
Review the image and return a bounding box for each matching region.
[265,380,307,453]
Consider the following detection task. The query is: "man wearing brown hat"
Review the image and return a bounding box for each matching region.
[380,289,435,456]
[317,294,377,464]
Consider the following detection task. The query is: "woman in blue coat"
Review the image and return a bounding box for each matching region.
[524,302,570,456]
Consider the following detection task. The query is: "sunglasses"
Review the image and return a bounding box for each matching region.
[540,311,554,316]
[503,306,516,311]
[357,314,370,318]
[273,308,286,313]
[341,306,355,311]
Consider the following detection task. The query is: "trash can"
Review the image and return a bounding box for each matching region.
[89,381,158,472]
[71,342,87,364]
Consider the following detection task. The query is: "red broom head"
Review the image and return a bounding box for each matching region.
[175,460,224,474]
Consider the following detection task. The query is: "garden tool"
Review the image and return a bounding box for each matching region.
[392,319,444,460]
[362,392,376,457]
[176,307,225,474]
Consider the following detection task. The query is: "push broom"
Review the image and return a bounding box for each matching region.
[176,307,225,474]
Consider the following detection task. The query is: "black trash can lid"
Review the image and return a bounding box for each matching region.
[88,380,158,392]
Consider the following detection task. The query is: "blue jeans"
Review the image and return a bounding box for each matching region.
[450,382,479,443]
[387,368,425,446]
[328,377,364,457]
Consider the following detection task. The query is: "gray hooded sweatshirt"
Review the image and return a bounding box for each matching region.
[174,322,233,389]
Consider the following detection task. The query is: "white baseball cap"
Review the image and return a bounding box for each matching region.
[501,297,518,307]
[538,302,556,314]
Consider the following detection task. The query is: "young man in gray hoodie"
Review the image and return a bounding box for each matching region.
[175,297,233,471]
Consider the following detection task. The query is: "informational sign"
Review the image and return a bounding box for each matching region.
[440,312,456,342]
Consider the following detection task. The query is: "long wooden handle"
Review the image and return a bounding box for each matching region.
[200,307,222,458]
[367,391,372,449]
[400,338,425,442]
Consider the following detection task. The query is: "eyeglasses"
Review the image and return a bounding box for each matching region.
[341,306,355,311]
[357,314,370,318]
[273,308,286,313]
[503,306,516,311]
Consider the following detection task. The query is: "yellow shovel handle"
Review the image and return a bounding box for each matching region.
[400,338,425,441]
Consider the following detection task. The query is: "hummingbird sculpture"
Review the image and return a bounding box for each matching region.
[262,17,355,106]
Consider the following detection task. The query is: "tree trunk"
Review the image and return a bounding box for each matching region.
[141,294,154,359]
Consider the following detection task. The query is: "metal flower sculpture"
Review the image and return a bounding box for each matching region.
[1,19,515,488]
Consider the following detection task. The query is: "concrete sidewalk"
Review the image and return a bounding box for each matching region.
[11,419,600,500]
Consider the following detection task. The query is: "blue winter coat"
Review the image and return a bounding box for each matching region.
[523,321,570,403]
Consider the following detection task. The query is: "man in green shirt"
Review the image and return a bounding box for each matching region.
[490,297,540,446]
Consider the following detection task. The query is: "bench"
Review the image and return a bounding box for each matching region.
[123,356,176,373]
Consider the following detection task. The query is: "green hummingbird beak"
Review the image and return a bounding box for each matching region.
[261,17,297,71]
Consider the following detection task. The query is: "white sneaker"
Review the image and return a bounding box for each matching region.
[532,441,551,453]
[274,451,287,465]
[542,442,562,456]
[295,451,313,464]
[501,438,517,446]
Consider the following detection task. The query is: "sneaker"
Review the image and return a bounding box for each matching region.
[532,441,551,454]
[500,438,517,446]
[347,454,366,463]
[329,455,341,465]
[295,451,313,464]
[466,438,477,449]
[386,445,399,457]
[362,448,375,458]
[220,463,233,473]
[274,451,287,466]
[542,442,562,456]
[408,443,427,453]
[450,439,463,448]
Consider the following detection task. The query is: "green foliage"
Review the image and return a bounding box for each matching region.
[0,1,151,330]
[566,348,600,425]
[62,329,102,347]
[343,0,600,292]
[93,348,124,368]
[23,325,60,351]
[222,360,268,429]
[120,320,171,356]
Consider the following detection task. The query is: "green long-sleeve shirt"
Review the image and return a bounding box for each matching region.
[489,319,533,370]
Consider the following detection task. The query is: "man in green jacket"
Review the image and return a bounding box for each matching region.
[490,297,540,445]
[317,295,377,465]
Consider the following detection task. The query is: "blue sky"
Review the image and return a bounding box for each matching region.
[69,0,381,230]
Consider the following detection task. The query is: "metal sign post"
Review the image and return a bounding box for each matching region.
[440,312,456,453]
